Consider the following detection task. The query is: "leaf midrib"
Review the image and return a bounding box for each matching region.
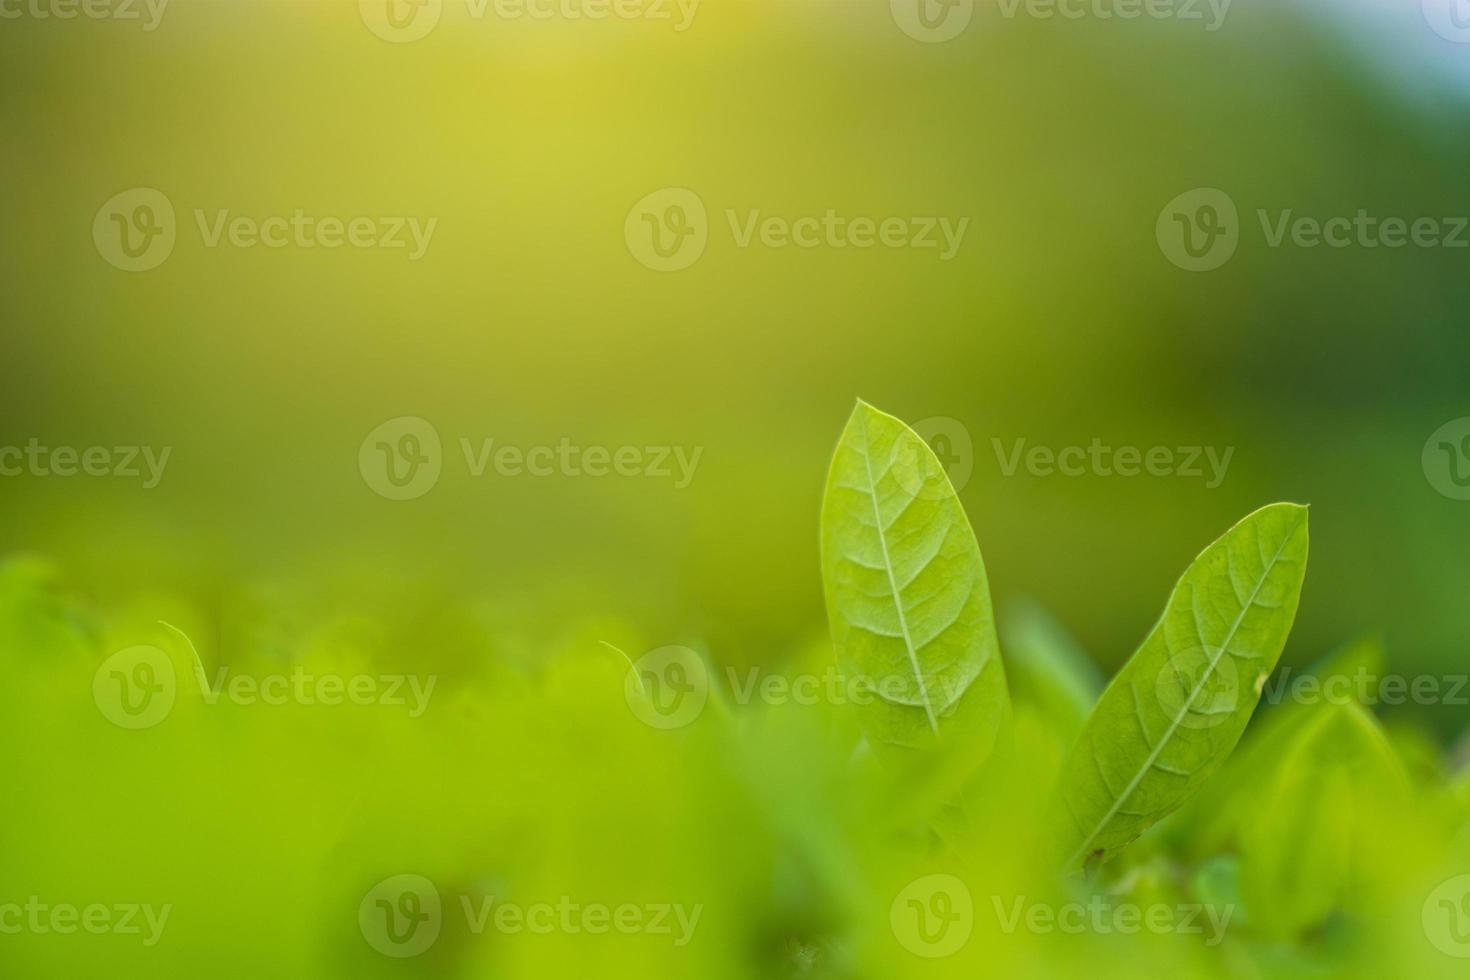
[858,419,940,736]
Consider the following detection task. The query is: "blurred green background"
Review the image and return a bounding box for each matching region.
[3,1,1470,975]
[5,1,1469,706]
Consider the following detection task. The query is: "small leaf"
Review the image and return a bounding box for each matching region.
[1050,503,1310,873]
[819,401,1008,771]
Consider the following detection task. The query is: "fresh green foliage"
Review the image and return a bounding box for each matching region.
[1048,504,1309,873]
[820,401,1008,768]
[7,404,1470,980]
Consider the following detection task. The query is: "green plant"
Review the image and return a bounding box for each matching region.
[815,401,1468,974]
[3,403,1467,980]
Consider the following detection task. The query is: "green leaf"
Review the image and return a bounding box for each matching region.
[1050,503,1310,873]
[819,401,1008,768]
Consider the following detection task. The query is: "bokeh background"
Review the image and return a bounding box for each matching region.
[3,1,1470,976]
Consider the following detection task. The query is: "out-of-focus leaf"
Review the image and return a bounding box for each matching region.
[1191,855,1249,930]
[1167,635,1387,857]
[1237,701,1412,941]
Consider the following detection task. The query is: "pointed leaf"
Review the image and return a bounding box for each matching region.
[1051,503,1310,873]
[819,401,1008,766]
